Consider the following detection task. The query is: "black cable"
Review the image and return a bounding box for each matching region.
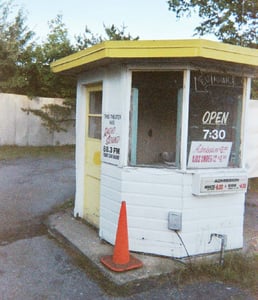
[174,230,193,268]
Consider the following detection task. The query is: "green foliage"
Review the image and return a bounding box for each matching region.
[0,0,36,94]
[0,1,138,133]
[0,145,75,160]
[252,79,258,99]
[75,24,139,50]
[167,0,258,99]
[167,0,258,48]
[103,24,139,41]
[173,252,258,294]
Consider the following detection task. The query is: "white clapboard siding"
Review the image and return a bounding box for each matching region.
[99,162,245,257]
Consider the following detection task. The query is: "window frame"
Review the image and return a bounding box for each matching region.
[128,68,249,171]
[86,84,103,141]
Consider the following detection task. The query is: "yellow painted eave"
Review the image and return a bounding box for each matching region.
[51,39,258,74]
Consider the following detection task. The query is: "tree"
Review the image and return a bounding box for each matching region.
[167,0,258,99]
[26,20,139,132]
[167,0,257,48]
[75,24,139,51]
[0,0,36,94]
[22,14,77,132]
[103,24,139,41]
[0,1,139,132]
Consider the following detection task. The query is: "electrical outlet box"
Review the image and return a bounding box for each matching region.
[168,211,182,231]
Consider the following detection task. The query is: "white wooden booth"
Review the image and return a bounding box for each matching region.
[51,39,258,258]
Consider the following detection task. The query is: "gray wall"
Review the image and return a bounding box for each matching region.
[0,93,75,146]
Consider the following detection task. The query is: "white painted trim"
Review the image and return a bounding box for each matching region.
[180,70,190,171]
[241,77,251,168]
[120,67,132,167]
[74,83,87,218]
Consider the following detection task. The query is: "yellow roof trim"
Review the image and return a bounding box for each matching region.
[51,39,258,73]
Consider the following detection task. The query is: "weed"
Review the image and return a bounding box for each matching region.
[0,145,75,160]
[248,178,258,192]
[170,252,258,294]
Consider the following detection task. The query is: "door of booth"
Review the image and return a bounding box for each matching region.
[84,84,102,227]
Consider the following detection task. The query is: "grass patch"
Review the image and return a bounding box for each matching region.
[0,145,75,160]
[171,252,258,295]
[248,178,258,192]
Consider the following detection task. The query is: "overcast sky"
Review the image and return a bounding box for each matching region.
[14,0,216,42]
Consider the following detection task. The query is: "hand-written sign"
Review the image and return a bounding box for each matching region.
[188,141,232,168]
[193,73,243,91]
[102,113,121,164]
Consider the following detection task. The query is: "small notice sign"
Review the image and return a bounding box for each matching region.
[188,141,232,168]
[102,113,122,165]
[192,174,248,195]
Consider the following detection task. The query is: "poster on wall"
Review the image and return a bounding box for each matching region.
[188,141,232,168]
[102,113,122,165]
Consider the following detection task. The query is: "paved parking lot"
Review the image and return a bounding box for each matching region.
[0,156,257,299]
[0,157,75,243]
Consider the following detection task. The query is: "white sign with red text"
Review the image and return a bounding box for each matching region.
[192,173,248,195]
[102,113,122,165]
[188,141,232,168]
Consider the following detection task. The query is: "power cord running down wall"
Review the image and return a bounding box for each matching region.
[174,230,193,270]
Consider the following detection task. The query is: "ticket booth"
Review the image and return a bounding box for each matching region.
[51,40,258,258]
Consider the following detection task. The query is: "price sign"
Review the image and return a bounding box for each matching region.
[192,175,248,195]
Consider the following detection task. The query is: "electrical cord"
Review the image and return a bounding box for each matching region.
[174,230,193,268]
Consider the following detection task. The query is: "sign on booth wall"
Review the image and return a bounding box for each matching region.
[192,173,248,195]
[188,141,232,168]
[102,113,122,164]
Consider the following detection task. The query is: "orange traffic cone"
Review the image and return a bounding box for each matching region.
[100,201,143,272]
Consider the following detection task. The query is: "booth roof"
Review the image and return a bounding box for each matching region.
[50,39,258,75]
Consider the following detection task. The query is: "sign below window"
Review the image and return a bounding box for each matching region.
[192,173,248,195]
[188,141,232,168]
[102,113,122,165]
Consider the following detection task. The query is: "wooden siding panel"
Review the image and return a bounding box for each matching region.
[182,216,244,234]
[122,167,183,184]
[123,194,182,210]
[122,181,182,196]
[100,163,246,257]
[183,204,244,221]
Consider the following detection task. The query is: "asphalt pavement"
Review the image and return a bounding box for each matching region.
[0,156,257,299]
[0,157,75,243]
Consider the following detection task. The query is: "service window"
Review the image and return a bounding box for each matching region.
[130,71,183,166]
[187,71,243,169]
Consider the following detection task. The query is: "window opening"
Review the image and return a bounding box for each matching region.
[187,71,243,168]
[130,71,183,167]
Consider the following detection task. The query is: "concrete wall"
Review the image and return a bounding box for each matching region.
[0,93,75,146]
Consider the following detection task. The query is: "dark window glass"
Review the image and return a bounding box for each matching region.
[187,71,243,168]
